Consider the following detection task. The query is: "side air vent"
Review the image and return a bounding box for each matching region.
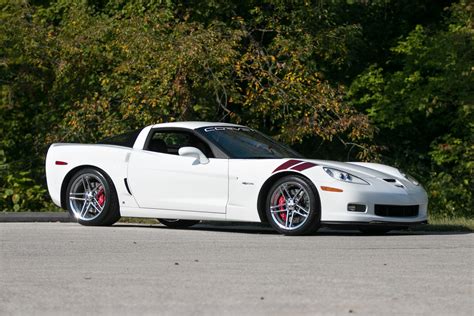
[383,179,396,183]
[124,178,132,195]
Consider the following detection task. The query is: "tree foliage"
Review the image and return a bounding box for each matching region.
[349,1,473,217]
[0,0,472,217]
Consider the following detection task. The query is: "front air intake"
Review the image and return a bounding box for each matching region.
[374,205,419,217]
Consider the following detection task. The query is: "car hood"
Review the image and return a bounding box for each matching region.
[306,159,405,180]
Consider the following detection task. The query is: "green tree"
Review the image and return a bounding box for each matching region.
[349,2,473,217]
[1,0,373,211]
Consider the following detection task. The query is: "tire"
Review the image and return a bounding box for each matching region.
[66,168,120,226]
[265,175,320,236]
[359,227,392,235]
[158,219,200,229]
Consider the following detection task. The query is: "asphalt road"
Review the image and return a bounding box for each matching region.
[1,223,473,315]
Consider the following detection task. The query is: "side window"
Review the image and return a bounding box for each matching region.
[146,130,214,158]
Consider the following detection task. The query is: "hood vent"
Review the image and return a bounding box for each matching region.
[383,178,404,188]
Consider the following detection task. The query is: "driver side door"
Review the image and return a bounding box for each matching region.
[127,128,228,213]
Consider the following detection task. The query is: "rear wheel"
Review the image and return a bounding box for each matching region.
[158,219,200,229]
[265,175,320,236]
[66,168,120,226]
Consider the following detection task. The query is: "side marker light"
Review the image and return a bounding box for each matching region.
[320,186,343,192]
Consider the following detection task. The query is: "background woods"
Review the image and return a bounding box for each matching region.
[0,0,472,218]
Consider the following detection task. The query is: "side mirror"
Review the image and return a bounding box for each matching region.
[178,147,209,164]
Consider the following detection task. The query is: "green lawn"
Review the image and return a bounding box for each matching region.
[412,217,474,232]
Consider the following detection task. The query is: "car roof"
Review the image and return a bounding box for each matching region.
[150,121,244,130]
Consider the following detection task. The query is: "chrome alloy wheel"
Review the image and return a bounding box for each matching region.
[269,181,311,230]
[68,173,107,221]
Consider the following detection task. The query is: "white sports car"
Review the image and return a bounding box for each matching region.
[46,121,428,235]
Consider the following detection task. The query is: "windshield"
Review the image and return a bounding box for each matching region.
[197,126,303,159]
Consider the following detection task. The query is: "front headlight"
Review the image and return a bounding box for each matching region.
[323,167,369,185]
[401,172,420,186]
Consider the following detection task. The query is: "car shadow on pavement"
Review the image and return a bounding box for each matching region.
[115,222,472,236]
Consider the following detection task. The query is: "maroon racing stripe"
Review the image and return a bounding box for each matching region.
[290,162,318,172]
[272,159,303,173]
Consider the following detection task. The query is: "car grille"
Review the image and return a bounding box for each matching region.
[374,204,419,217]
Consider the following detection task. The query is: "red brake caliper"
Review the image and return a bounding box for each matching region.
[96,187,106,207]
[278,195,286,221]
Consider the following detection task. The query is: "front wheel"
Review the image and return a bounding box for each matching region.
[266,175,320,236]
[66,168,120,226]
[158,219,200,229]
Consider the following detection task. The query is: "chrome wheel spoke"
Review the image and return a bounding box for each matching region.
[69,173,106,221]
[269,181,311,231]
[69,192,86,201]
[80,201,89,218]
[293,209,308,218]
[271,208,287,214]
[92,198,104,211]
[82,177,90,192]
[295,204,309,215]
[280,185,292,199]
[69,197,86,201]
[91,187,101,195]
[288,212,295,228]
[89,201,101,213]
[270,204,286,210]
[70,192,86,196]
[294,189,305,204]
[292,188,302,199]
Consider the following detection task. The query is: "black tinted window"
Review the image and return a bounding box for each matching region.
[197,126,302,159]
[98,130,141,148]
[146,130,214,158]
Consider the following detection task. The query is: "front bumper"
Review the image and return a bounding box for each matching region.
[321,220,428,230]
[318,180,428,224]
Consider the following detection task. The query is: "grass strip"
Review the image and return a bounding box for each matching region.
[411,217,474,232]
